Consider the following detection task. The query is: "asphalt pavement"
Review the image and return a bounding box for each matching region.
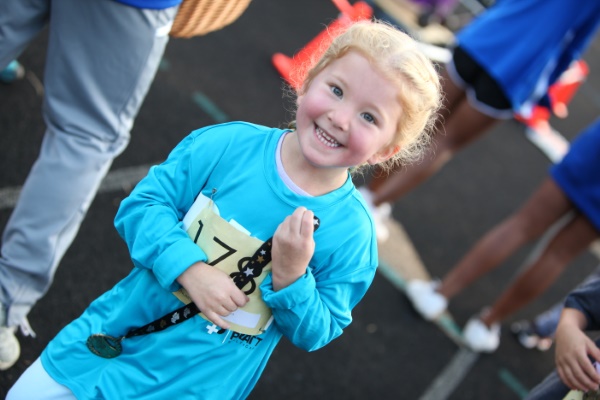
[1,1,600,398]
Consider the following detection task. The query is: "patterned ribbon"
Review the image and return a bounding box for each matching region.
[87,216,320,358]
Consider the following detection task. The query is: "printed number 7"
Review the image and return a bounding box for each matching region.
[193,220,237,266]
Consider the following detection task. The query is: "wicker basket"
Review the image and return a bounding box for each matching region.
[170,0,252,38]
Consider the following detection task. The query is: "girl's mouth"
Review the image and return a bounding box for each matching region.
[315,126,340,148]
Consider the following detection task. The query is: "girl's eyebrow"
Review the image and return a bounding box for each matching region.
[368,97,396,124]
[328,71,347,86]
[368,105,386,123]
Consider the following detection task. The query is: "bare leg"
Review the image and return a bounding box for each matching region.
[481,213,598,327]
[368,67,465,193]
[437,178,572,299]
[370,71,500,206]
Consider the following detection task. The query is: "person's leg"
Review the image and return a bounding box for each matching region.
[481,212,598,326]
[367,67,466,194]
[369,80,499,206]
[437,178,572,300]
[0,0,50,371]
[7,357,76,400]
[0,0,49,69]
[0,0,177,346]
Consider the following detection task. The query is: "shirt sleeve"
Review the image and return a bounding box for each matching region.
[564,276,600,331]
[114,127,226,291]
[260,262,377,352]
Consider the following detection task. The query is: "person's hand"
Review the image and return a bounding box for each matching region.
[177,261,249,329]
[271,207,315,291]
[555,309,600,392]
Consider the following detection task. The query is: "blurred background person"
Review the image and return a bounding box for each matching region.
[525,276,600,399]
[0,0,252,372]
[406,117,600,352]
[511,264,600,352]
[361,0,600,242]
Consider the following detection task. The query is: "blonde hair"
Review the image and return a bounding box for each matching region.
[293,20,442,171]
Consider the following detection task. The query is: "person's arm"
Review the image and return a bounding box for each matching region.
[555,308,600,392]
[554,276,600,391]
[262,210,376,351]
[177,261,249,329]
[270,207,316,291]
[115,132,209,290]
[114,126,248,328]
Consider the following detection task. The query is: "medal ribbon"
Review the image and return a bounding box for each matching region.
[87,216,320,358]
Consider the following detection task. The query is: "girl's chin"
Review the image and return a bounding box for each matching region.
[302,156,351,172]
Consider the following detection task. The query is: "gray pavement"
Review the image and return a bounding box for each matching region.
[1,1,600,398]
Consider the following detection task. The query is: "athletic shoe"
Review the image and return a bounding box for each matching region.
[405,279,448,320]
[511,320,553,351]
[0,60,25,84]
[0,327,19,370]
[357,187,392,242]
[0,304,20,370]
[462,317,500,353]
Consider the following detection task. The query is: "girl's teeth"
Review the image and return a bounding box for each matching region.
[316,127,340,148]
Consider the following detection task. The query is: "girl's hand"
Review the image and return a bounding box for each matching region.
[177,261,249,329]
[271,207,316,291]
[555,309,600,392]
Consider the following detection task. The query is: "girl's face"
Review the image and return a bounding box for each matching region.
[295,51,402,172]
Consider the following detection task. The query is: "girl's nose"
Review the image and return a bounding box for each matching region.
[328,106,351,131]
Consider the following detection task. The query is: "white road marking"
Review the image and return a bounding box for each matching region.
[419,348,480,400]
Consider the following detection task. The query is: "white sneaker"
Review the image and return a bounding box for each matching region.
[0,304,20,370]
[405,280,448,320]
[462,317,500,353]
[358,187,392,242]
[0,326,19,370]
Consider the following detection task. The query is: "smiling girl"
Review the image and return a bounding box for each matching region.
[8,20,441,399]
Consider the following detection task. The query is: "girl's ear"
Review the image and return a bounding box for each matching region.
[367,144,401,165]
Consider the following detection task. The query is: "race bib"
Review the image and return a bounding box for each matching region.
[173,203,273,335]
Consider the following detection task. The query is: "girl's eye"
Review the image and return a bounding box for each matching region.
[331,85,343,98]
[361,112,376,124]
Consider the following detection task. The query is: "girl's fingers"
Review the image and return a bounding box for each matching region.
[300,209,315,237]
[204,311,230,330]
[221,290,250,313]
[290,207,307,233]
[232,291,250,307]
[222,301,237,313]
[580,362,600,390]
[563,361,598,392]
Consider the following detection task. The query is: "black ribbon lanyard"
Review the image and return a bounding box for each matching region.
[87,216,320,359]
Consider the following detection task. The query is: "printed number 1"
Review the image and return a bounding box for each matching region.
[193,219,238,266]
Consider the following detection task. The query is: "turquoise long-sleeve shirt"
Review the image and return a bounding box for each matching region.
[41,122,378,399]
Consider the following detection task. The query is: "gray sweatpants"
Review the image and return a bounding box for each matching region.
[0,0,178,329]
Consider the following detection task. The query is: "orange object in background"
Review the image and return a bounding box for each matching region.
[272,0,373,90]
[515,59,589,129]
